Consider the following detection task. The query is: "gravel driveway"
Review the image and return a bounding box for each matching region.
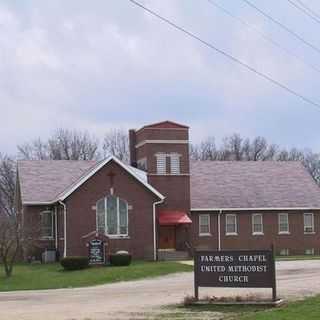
[1,260,320,320]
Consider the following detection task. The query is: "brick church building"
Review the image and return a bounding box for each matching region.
[16,121,320,261]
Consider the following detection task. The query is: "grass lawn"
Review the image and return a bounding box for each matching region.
[0,261,192,292]
[238,295,320,320]
[163,295,320,319]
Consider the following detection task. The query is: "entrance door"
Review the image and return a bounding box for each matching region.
[159,226,176,249]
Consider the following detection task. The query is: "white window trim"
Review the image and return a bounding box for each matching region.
[169,153,181,175]
[225,214,238,236]
[155,153,167,175]
[278,213,290,235]
[40,210,54,240]
[279,248,290,256]
[199,214,211,236]
[97,196,129,238]
[252,213,264,235]
[304,212,315,234]
[305,248,315,255]
[107,197,128,237]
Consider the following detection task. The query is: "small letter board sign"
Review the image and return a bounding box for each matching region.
[194,248,277,301]
[88,239,105,264]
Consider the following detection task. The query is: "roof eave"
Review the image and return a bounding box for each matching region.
[58,156,164,202]
[191,207,320,211]
[23,201,56,206]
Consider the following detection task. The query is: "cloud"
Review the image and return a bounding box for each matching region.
[0,0,319,155]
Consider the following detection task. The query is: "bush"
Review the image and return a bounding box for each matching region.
[60,256,89,271]
[110,251,132,266]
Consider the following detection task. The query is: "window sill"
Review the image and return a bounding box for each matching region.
[304,231,315,235]
[107,235,130,240]
[40,237,54,241]
[199,233,212,237]
[226,233,238,236]
[252,232,264,236]
[278,232,290,235]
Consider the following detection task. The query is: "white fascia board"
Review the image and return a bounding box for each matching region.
[23,201,55,206]
[113,157,165,200]
[190,207,320,212]
[135,140,189,149]
[58,156,164,201]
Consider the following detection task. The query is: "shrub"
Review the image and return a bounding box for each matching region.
[110,251,132,266]
[60,256,89,271]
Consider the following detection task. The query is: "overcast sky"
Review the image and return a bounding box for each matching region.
[1,0,320,155]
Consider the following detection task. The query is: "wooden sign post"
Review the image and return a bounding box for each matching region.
[194,246,277,301]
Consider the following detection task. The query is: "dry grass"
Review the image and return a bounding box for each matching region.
[184,293,271,305]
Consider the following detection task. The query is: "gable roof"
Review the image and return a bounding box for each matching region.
[58,156,164,201]
[190,161,320,210]
[137,120,189,132]
[18,160,96,204]
[18,156,164,205]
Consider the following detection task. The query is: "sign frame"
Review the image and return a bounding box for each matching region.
[88,238,105,265]
[194,245,277,301]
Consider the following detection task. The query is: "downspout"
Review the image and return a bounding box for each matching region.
[59,201,67,258]
[54,206,58,250]
[218,209,222,251]
[153,198,165,261]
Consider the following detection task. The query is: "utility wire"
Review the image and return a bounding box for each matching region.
[295,0,320,21]
[207,0,320,74]
[287,0,320,25]
[241,0,320,55]
[128,0,320,110]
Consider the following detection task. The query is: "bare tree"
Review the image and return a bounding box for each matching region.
[17,138,49,160]
[0,154,15,218]
[0,214,20,277]
[0,154,41,277]
[0,211,40,277]
[263,143,278,160]
[48,129,99,160]
[198,137,219,160]
[18,129,100,160]
[189,144,200,160]
[222,134,244,160]
[191,133,320,184]
[249,137,268,161]
[0,154,19,277]
[103,129,129,163]
[303,151,320,184]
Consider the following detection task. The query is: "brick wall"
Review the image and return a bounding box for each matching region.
[22,205,55,259]
[23,160,159,260]
[64,160,158,260]
[192,210,320,255]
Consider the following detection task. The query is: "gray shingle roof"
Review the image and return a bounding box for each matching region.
[190,161,320,209]
[18,159,320,209]
[18,159,149,204]
[18,160,97,203]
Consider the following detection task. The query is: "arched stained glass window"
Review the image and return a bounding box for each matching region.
[96,195,128,237]
[96,198,105,234]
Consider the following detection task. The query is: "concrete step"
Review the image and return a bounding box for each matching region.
[158,250,190,261]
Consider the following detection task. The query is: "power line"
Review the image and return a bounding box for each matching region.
[295,0,320,20]
[127,0,320,111]
[207,0,320,75]
[241,0,320,55]
[287,0,320,25]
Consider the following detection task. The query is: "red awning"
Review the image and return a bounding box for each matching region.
[158,211,192,225]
